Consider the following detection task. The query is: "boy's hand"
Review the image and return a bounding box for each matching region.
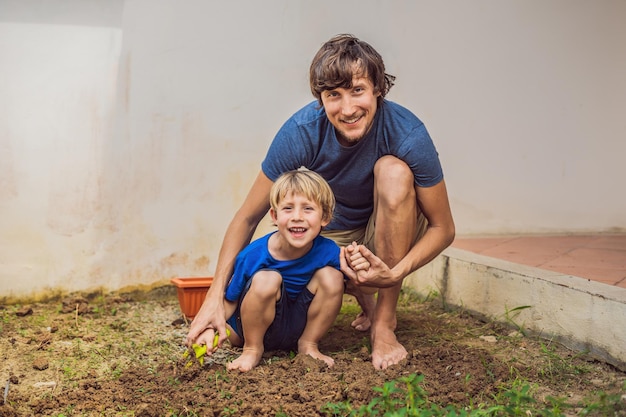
[345,241,371,274]
[341,244,397,288]
[341,241,373,285]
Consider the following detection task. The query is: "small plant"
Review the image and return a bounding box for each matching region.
[183,329,230,367]
[537,342,591,382]
[502,305,532,336]
[397,287,424,306]
[579,380,626,416]
[322,373,430,416]
[320,373,620,417]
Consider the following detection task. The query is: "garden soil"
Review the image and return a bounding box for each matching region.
[1,287,625,416]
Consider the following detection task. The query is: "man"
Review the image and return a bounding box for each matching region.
[186,34,455,370]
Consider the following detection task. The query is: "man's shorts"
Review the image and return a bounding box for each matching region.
[226,272,314,352]
[321,210,428,252]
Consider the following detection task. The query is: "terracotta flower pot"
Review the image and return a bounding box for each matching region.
[170,277,213,320]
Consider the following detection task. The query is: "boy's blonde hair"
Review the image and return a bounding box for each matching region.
[270,170,335,223]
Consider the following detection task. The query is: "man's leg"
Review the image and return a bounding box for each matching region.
[370,155,420,370]
[228,270,282,372]
[319,229,375,331]
[298,266,344,367]
[344,280,376,331]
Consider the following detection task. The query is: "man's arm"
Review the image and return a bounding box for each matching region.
[343,180,455,287]
[185,170,273,347]
[394,179,455,279]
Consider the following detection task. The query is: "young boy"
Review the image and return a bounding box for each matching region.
[217,170,346,372]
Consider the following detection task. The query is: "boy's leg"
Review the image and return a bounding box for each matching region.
[369,155,424,370]
[298,266,344,367]
[228,270,282,372]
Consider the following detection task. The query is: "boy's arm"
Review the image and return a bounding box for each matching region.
[185,170,273,347]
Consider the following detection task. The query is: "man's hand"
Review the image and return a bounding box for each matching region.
[185,290,228,352]
[340,243,398,288]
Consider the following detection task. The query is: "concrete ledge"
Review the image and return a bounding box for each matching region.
[404,247,626,371]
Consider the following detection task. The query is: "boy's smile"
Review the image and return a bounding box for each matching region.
[269,191,329,259]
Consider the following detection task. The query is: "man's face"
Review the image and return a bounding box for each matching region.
[320,76,380,146]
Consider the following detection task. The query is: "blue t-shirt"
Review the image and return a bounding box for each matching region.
[224,232,341,301]
[261,100,444,230]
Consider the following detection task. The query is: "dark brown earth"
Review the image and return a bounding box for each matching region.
[1,287,624,416]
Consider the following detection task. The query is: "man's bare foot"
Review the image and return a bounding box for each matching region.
[346,290,376,332]
[227,348,263,372]
[350,311,371,331]
[298,341,335,367]
[370,325,407,370]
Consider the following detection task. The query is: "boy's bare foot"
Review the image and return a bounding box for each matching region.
[350,312,371,331]
[371,324,407,370]
[298,341,335,367]
[227,347,263,372]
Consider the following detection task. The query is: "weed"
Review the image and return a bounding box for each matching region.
[500,305,532,336]
[169,410,200,417]
[321,373,626,417]
[537,342,591,382]
[222,401,242,416]
[110,366,123,379]
[339,300,362,316]
[275,408,290,417]
[397,287,424,306]
[579,380,626,416]
[264,355,283,365]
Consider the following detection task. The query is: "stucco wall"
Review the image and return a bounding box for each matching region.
[1,0,625,298]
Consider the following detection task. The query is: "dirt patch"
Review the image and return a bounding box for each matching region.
[1,288,624,416]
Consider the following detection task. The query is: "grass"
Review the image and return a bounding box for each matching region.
[2,288,625,416]
[321,373,626,417]
[323,288,626,417]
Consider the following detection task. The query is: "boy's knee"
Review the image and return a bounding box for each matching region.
[309,268,344,295]
[249,270,282,298]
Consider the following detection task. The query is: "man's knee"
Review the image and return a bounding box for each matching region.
[374,155,412,181]
[374,156,414,206]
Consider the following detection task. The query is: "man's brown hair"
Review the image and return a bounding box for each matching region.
[309,34,395,105]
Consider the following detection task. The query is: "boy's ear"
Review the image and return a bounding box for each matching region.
[321,216,331,228]
[269,208,278,223]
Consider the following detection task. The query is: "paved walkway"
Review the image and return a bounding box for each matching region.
[450,234,626,289]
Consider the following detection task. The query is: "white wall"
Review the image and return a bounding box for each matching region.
[1,0,625,299]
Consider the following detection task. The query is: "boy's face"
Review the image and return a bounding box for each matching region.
[320,75,380,147]
[270,191,329,253]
